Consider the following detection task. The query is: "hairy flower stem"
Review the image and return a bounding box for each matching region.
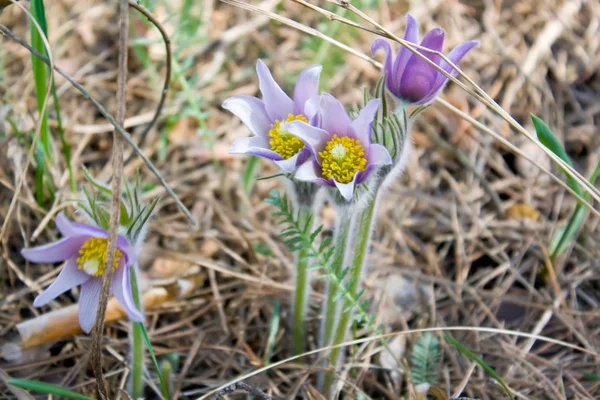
[323,190,380,392]
[130,266,144,398]
[293,207,311,355]
[322,211,352,348]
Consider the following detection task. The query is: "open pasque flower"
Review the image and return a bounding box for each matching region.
[287,93,392,201]
[372,15,477,105]
[224,59,323,173]
[22,213,143,333]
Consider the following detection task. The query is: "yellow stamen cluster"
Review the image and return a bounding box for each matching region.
[269,114,307,159]
[319,135,367,183]
[76,237,122,277]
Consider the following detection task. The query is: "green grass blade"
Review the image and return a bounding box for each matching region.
[7,379,94,400]
[532,115,600,257]
[531,114,580,195]
[243,156,261,195]
[581,371,600,381]
[264,299,280,364]
[444,333,514,400]
[30,0,51,159]
[136,323,170,399]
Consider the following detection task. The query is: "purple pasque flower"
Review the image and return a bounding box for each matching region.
[21,213,143,333]
[223,59,323,173]
[287,93,392,201]
[371,14,478,105]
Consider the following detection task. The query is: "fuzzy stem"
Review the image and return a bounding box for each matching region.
[322,211,352,348]
[323,190,379,392]
[130,266,144,399]
[293,207,311,355]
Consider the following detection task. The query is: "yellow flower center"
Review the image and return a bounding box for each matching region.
[76,237,122,277]
[269,114,307,159]
[319,134,367,183]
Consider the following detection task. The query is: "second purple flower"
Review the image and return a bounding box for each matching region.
[287,93,392,201]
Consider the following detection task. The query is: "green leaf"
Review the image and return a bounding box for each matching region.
[264,300,280,364]
[243,156,261,195]
[7,379,94,400]
[137,323,170,399]
[444,334,514,400]
[531,114,580,195]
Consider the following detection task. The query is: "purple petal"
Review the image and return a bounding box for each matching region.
[361,144,393,182]
[400,28,445,103]
[33,258,90,307]
[55,213,74,237]
[294,160,332,186]
[418,40,479,105]
[78,278,102,333]
[22,236,88,263]
[392,15,420,93]
[222,95,272,138]
[293,65,322,113]
[230,136,283,160]
[256,59,294,121]
[273,148,311,173]
[315,93,351,137]
[116,235,136,266]
[334,173,360,201]
[303,94,322,121]
[112,264,143,322]
[431,40,479,94]
[371,39,395,92]
[349,99,380,148]
[287,121,331,162]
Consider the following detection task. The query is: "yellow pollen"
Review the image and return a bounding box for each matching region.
[76,237,122,277]
[319,135,367,184]
[269,114,307,159]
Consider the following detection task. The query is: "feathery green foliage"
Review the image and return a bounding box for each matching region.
[266,190,379,330]
[410,332,440,385]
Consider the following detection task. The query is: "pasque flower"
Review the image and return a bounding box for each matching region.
[287,93,392,201]
[224,59,323,173]
[22,213,143,333]
[372,14,477,105]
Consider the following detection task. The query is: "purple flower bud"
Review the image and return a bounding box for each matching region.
[372,15,478,105]
[223,60,323,173]
[21,213,143,333]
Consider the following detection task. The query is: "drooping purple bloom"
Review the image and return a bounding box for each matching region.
[21,213,143,333]
[287,93,392,201]
[372,15,478,105]
[223,60,323,173]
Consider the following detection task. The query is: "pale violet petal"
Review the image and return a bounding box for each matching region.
[78,278,102,334]
[33,258,90,307]
[273,152,301,173]
[349,99,380,148]
[287,121,331,161]
[222,95,272,138]
[293,64,322,113]
[22,236,87,263]
[230,136,282,160]
[316,93,351,136]
[256,59,294,121]
[333,173,359,201]
[112,264,143,322]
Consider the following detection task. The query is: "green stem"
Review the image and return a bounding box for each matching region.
[322,211,352,348]
[323,191,379,392]
[293,207,311,355]
[130,266,144,399]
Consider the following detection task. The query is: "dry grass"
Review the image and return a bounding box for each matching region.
[1,0,599,398]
